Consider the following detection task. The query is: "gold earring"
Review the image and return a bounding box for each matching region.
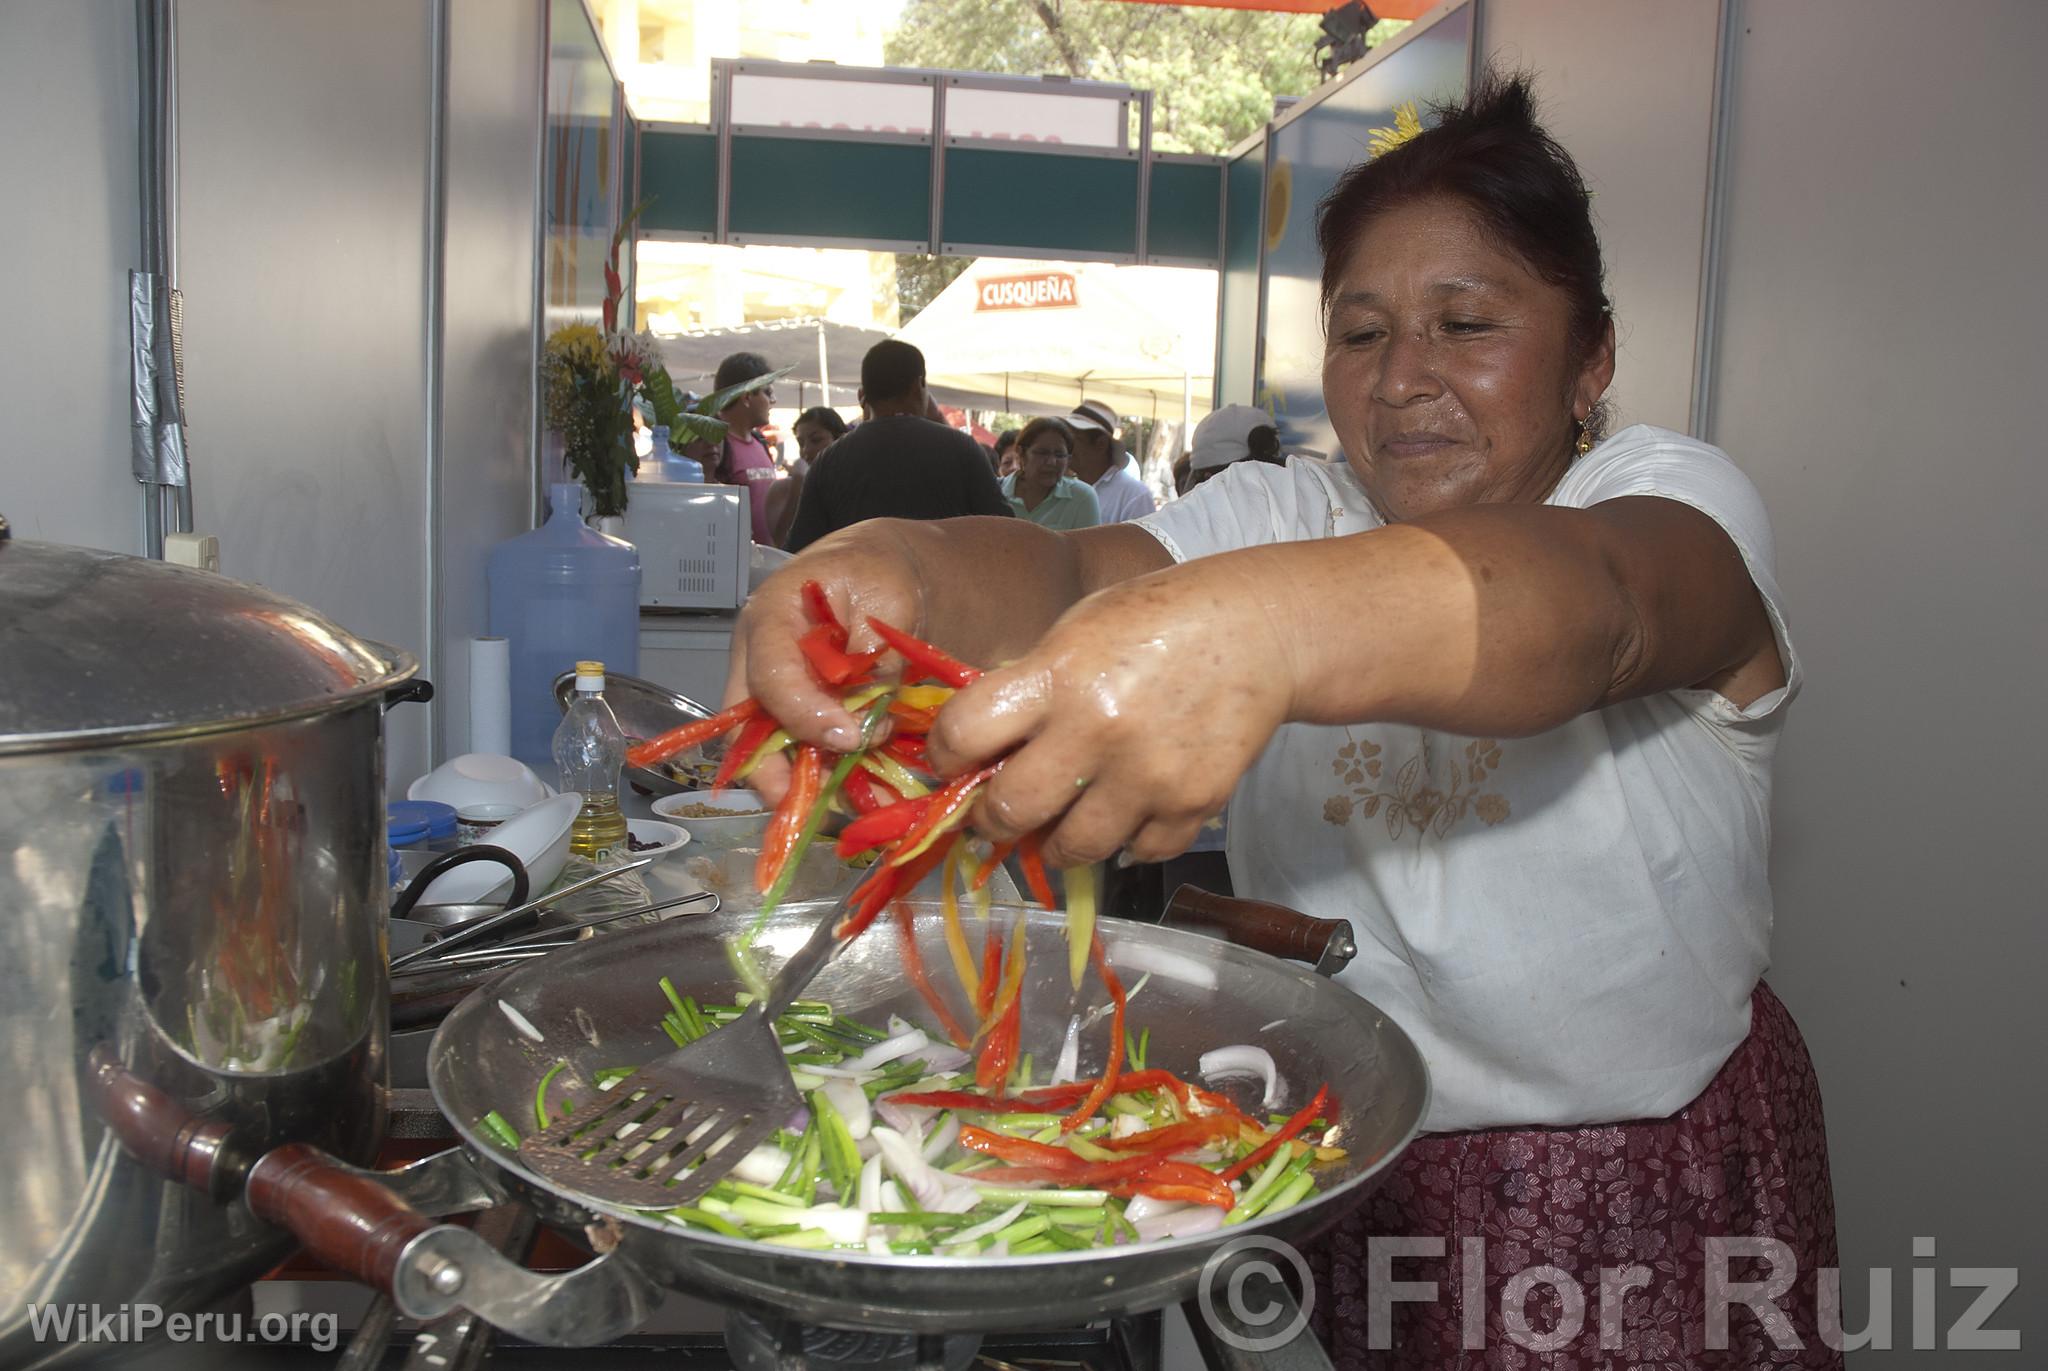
[1575,417,1595,457]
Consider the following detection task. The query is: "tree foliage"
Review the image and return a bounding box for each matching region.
[884,0,1324,155]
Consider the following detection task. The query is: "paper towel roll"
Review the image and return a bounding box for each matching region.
[469,636,512,756]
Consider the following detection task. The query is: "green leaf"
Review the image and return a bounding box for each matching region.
[695,364,795,418]
[671,411,730,445]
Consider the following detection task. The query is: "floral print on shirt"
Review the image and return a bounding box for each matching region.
[1325,732,1511,840]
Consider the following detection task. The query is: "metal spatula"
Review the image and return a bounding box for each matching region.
[519,886,857,1209]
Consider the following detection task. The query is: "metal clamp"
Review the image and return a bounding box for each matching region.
[390,1224,660,1345]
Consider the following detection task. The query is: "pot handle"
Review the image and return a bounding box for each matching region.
[386,678,435,708]
[392,844,530,919]
[88,1048,660,1345]
[1160,884,1357,976]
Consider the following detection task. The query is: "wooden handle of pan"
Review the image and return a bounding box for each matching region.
[245,1144,435,1295]
[87,1046,235,1197]
[1160,885,1356,971]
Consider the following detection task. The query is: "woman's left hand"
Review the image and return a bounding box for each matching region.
[926,550,1299,868]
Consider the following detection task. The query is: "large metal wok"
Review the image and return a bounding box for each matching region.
[95,895,1428,1347]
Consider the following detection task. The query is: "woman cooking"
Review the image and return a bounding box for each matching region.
[729,75,1838,1368]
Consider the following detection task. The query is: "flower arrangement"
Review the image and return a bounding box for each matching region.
[540,203,786,518]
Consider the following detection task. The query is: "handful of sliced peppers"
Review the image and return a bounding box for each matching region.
[623,582,1331,1138]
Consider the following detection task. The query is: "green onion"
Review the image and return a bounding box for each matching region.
[728,1180,805,1208]
[593,1065,637,1086]
[1039,1224,1092,1251]
[971,1188,1110,1207]
[665,1206,746,1239]
[759,1228,836,1249]
[993,1215,1050,1245]
[746,1223,802,1239]
[1258,1170,1317,1218]
[534,1060,568,1131]
[477,1109,520,1149]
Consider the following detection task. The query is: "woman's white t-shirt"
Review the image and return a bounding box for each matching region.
[1135,426,1800,1133]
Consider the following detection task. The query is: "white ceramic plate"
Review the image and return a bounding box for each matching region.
[650,788,774,852]
[420,793,580,904]
[624,818,690,864]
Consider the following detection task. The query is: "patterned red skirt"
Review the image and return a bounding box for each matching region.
[1305,982,1842,1369]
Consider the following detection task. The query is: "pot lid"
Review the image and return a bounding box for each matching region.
[0,520,420,755]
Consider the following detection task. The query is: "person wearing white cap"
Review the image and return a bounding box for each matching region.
[1064,399,1156,523]
[1188,404,1282,487]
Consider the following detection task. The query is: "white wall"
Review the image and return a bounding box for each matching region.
[0,1,144,552]
[1479,0,1723,433]
[435,0,546,757]
[1706,2,2046,1360]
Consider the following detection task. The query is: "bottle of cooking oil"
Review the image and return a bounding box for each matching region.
[551,660,629,861]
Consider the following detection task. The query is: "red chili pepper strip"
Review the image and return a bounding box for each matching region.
[966,1153,1232,1207]
[1060,937,1126,1133]
[626,698,760,768]
[889,764,999,868]
[957,1126,1088,1171]
[895,898,971,1048]
[971,840,1017,892]
[712,712,780,794]
[800,579,843,632]
[888,702,939,734]
[866,617,982,688]
[976,929,1003,1021]
[835,863,904,941]
[976,919,1029,1040]
[797,623,882,688]
[1017,834,1056,908]
[1101,1114,1241,1155]
[840,767,886,816]
[835,794,932,859]
[885,1068,1183,1115]
[1218,1084,1332,1183]
[881,732,928,765]
[755,744,825,893]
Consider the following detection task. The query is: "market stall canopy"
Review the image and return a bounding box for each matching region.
[1104,0,1436,14]
[895,260,1217,421]
[653,315,1072,417]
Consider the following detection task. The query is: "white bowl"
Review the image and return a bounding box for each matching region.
[651,788,774,852]
[421,793,580,904]
[624,818,690,864]
[408,753,554,810]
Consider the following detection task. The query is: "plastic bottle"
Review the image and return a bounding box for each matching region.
[487,484,642,768]
[655,425,705,483]
[552,660,630,862]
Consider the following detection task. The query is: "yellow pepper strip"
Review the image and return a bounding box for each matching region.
[858,752,930,799]
[893,684,955,711]
[940,842,981,1007]
[841,684,893,712]
[1063,863,1097,992]
[977,913,1030,1039]
[971,876,992,923]
[731,728,791,783]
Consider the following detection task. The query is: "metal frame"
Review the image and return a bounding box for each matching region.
[423,0,451,762]
[1690,0,1740,442]
[1143,148,1226,269]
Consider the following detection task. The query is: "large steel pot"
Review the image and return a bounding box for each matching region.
[0,523,425,1367]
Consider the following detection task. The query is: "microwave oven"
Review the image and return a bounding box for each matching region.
[623,481,752,610]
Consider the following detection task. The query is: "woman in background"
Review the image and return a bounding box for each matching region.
[998,416,1099,530]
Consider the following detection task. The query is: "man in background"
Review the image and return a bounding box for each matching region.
[784,340,1011,552]
[1186,403,1282,487]
[1063,399,1156,523]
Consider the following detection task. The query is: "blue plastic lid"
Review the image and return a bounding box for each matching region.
[386,804,432,846]
[388,799,457,839]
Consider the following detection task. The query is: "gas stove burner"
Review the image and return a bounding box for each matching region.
[724,1310,982,1371]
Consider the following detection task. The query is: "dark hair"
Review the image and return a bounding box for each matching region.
[861,339,926,404]
[1247,424,1282,463]
[1316,71,1611,373]
[793,406,848,440]
[993,429,1019,457]
[713,350,774,393]
[1015,416,1072,459]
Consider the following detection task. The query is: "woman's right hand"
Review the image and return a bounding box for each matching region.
[720,521,927,804]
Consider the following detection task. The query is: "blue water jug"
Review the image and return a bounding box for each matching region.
[653,426,705,483]
[487,483,642,768]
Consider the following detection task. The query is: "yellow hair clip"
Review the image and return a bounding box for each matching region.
[1366,101,1424,159]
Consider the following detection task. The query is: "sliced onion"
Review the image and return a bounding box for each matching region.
[921,1111,960,1162]
[930,1186,983,1213]
[914,1042,971,1074]
[786,1106,811,1133]
[1104,941,1217,989]
[872,1125,946,1209]
[497,999,545,1043]
[948,1200,1028,1246]
[822,1077,872,1140]
[1259,1017,1287,1033]
[857,1153,884,1213]
[788,1203,870,1245]
[879,1180,907,1213]
[781,1039,807,1055]
[730,1143,792,1187]
[1051,1015,1082,1085]
[1200,1044,1283,1110]
[1121,1194,1188,1225]
[849,1028,929,1073]
[1134,1207,1225,1242]
[875,1093,938,1134]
